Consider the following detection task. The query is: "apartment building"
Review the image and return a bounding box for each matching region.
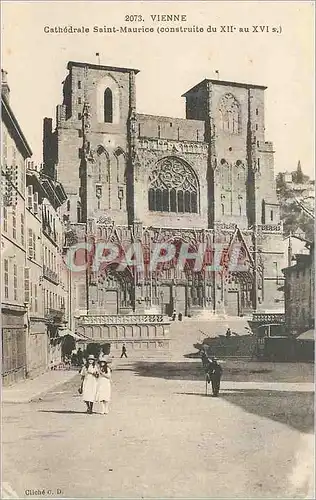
[1,69,69,385]
[26,164,69,369]
[1,70,31,385]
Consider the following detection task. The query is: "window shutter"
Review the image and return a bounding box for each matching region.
[28,229,33,259]
[32,232,36,260]
[33,192,39,214]
[4,259,9,299]
[27,185,33,210]
[34,284,38,313]
[29,281,33,310]
[25,268,30,303]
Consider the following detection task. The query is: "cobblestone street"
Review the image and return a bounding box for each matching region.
[2,360,314,499]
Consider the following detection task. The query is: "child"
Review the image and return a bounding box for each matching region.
[95,360,112,415]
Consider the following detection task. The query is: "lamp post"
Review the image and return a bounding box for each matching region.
[187,275,193,317]
[252,225,258,311]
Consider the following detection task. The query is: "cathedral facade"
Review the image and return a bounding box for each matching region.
[43,61,285,334]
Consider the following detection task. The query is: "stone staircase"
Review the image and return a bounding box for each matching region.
[112,316,254,362]
[168,316,253,360]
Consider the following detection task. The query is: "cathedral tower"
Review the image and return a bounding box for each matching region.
[182,78,280,229]
[44,61,139,225]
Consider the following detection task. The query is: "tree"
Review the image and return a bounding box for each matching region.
[86,343,101,358]
[277,163,314,241]
[61,335,76,358]
[276,172,290,197]
[101,343,111,355]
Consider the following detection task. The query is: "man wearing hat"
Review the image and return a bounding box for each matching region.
[206,356,223,397]
[79,354,99,414]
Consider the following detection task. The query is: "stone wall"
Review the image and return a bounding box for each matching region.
[284,253,313,334]
[75,314,170,351]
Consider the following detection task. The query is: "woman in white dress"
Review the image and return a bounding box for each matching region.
[96,360,112,415]
[79,354,99,414]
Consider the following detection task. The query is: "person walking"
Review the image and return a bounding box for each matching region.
[79,354,99,414]
[120,344,127,358]
[96,360,112,415]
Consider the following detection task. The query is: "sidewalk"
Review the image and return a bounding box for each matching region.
[2,369,77,404]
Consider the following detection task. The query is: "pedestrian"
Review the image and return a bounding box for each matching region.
[71,352,77,367]
[226,328,232,338]
[96,360,112,415]
[178,312,183,321]
[120,343,127,358]
[77,348,83,366]
[207,356,223,397]
[79,354,99,414]
[172,310,176,321]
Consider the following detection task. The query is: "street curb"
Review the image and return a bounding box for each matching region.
[2,372,78,404]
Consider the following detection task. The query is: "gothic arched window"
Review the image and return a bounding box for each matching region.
[218,93,240,134]
[114,148,126,184]
[104,88,113,123]
[148,157,199,214]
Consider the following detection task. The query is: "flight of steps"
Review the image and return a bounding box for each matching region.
[168,315,253,360]
[113,316,253,362]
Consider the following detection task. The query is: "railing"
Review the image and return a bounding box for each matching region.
[257,223,283,232]
[252,312,285,324]
[138,137,208,153]
[43,225,58,243]
[78,314,165,325]
[63,224,88,248]
[43,265,59,284]
[214,222,237,231]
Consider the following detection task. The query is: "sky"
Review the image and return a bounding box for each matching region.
[1,1,315,178]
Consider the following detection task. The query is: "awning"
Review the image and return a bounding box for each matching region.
[297,329,315,341]
[58,328,86,340]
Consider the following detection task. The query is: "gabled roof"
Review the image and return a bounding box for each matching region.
[227,227,254,268]
[1,94,32,157]
[182,78,267,97]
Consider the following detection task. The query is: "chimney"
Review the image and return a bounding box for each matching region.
[1,69,10,101]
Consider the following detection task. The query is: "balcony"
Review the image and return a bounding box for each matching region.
[43,224,58,245]
[63,224,87,249]
[43,265,59,285]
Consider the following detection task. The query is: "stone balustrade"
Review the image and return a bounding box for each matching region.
[252,312,285,324]
[75,313,170,351]
[77,314,165,325]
